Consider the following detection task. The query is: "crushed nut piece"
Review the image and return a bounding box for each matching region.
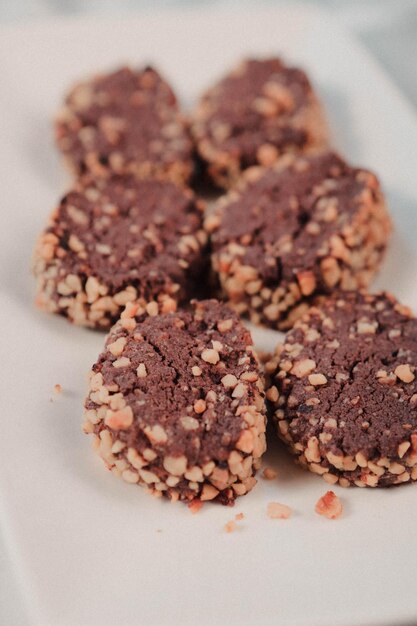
[136,363,147,378]
[291,358,316,378]
[221,374,238,388]
[188,500,203,515]
[267,502,292,519]
[105,406,133,430]
[296,270,316,296]
[394,364,415,383]
[112,356,131,368]
[107,336,127,356]
[266,386,279,402]
[201,348,220,364]
[262,467,277,480]
[180,416,199,431]
[144,424,168,444]
[315,490,343,519]
[163,455,187,476]
[217,319,233,333]
[224,520,237,533]
[194,399,207,414]
[146,301,159,317]
[232,383,246,398]
[308,373,327,386]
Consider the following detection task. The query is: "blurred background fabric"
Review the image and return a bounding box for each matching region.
[1,0,417,107]
[0,1,416,624]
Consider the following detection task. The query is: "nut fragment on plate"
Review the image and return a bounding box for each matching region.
[208,151,391,330]
[191,58,329,188]
[55,66,194,185]
[188,500,204,515]
[265,291,417,488]
[83,299,267,505]
[224,520,237,533]
[33,175,207,329]
[262,467,278,480]
[315,491,343,519]
[267,502,292,519]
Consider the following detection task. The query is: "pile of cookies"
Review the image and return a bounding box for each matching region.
[33,59,417,506]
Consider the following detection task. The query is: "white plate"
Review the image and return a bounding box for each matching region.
[1,5,417,626]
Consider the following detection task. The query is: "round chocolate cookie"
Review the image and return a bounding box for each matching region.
[55,66,194,185]
[207,151,391,330]
[265,291,417,488]
[33,175,207,329]
[83,299,267,505]
[190,58,329,188]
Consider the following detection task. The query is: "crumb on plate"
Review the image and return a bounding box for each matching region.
[188,500,203,515]
[262,467,277,480]
[224,520,237,533]
[315,490,343,519]
[267,501,292,519]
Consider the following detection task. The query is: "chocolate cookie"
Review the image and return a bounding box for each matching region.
[33,176,207,329]
[207,152,391,330]
[191,58,329,188]
[83,299,266,505]
[265,291,417,488]
[55,66,194,185]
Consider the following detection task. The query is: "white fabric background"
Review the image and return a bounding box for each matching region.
[0,1,416,624]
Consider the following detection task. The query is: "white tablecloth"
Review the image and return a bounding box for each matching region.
[1,1,416,624]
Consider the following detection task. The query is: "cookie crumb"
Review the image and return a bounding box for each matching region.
[315,490,343,519]
[224,520,237,533]
[235,512,244,521]
[262,467,277,480]
[54,384,62,394]
[267,502,292,519]
[188,500,203,515]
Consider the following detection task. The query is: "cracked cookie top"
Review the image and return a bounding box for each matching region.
[87,299,264,464]
[207,151,391,330]
[267,291,417,468]
[210,152,379,290]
